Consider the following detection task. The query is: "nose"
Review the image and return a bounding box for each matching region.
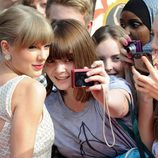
[104,60,113,72]
[55,61,66,73]
[38,47,49,61]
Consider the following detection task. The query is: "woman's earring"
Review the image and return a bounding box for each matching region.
[4,54,11,61]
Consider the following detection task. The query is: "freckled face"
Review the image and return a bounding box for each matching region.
[96,38,124,78]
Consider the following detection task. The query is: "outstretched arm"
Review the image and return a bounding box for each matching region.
[85,60,130,118]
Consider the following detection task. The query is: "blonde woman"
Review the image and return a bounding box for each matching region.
[0,5,54,158]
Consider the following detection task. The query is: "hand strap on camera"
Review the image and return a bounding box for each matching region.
[102,84,116,147]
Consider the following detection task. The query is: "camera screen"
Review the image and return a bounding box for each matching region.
[71,70,94,88]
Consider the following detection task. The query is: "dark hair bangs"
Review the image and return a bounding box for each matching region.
[47,41,74,63]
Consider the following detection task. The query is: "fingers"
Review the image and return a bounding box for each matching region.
[88,60,107,77]
[132,66,141,78]
[134,83,148,93]
[120,53,134,64]
[132,66,148,83]
[119,35,131,46]
[91,60,104,68]
[85,74,107,85]
[132,66,154,93]
[141,56,154,75]
[132,66,146,88]
[85,60,109,90]
[86,83,103,91]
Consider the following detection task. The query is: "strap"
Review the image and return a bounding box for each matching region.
[117,97,154,158]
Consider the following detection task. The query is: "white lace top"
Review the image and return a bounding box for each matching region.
[0,75,54,158]
[152,141,158,158]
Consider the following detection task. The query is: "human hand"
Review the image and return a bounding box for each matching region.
[132,56,158,100]
[85,60,109,102]
[119,34,134,64]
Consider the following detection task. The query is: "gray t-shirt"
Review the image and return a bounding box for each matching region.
[46,76,136,158]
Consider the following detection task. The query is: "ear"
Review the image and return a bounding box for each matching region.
[0,40,11,55]
[87,20,93,33]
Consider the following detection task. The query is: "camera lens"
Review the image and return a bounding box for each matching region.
[125,40,143,56]
[126,43,136,53]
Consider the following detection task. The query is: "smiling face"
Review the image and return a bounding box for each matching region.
[120,10,150,46]
[96,37,124,78]
[3,42,50,78]
[45,59,74,91]
[0,5,53,78]
[151,15,158,68]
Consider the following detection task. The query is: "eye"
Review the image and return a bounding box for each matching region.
[112,55,121,62]
[63,58,72,63]
[29,45,37,49]
[44,44,51,49]
[99,57,105,61]
[63,55,74,62]
[129,21,143,29]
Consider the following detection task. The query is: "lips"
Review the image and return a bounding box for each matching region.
[32,64,44,70]
[55,76,69,80]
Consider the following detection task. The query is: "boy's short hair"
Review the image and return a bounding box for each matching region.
[46,0,95,25]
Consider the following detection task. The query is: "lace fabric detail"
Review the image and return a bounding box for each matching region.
[0,75,54,158]
[152,141,158,157]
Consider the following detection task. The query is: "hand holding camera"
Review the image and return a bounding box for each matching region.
[71,69,94,88]
[121,39,153,75]
[71,60,109,103]
[71,60,109,90]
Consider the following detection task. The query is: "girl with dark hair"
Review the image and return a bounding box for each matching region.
[45,19,137,158]
[120,0,158,52]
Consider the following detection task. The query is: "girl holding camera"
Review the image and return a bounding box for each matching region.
[45,19,137,158]
[120,0,158,53]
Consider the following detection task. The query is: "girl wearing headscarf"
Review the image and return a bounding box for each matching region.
[120,0,158,52]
